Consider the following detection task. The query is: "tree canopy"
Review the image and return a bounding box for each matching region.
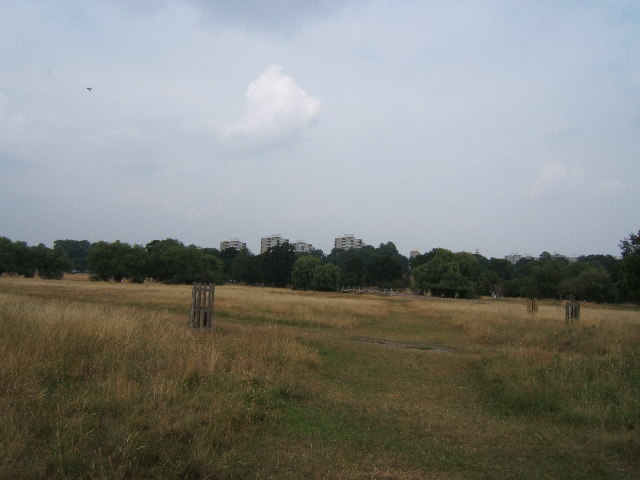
[2,229,639,303]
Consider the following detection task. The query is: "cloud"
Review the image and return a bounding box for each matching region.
[222,65,321,152]
[189,0,345,32]
[595,178,625,195]
[527,162,626,199]
[526,161,585,197]
[0,93,33,161]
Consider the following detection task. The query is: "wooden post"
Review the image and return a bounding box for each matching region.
[565,301,580,325]
[527,298,538,315]
[190,283,214,328]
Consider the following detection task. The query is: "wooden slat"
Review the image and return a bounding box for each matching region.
[190,282,215,329]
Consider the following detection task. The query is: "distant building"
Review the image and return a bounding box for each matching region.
[409,250,420,258]
[551,253,579,263]
[506,253,578,264]
[334,234,364,250]
[260,234,289,254]
[220,238,246,251]
[505,254,532,265]
[292,240,314,253]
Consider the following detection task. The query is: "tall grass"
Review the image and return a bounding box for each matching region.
[0,289,321,479]
[1,277,639,479]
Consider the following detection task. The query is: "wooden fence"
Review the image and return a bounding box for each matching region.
[565,301,580,325]
[190,283,214,328]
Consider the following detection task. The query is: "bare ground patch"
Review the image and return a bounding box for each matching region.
[352,336,461,353]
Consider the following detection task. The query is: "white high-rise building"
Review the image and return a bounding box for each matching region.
[292,240,314,253]
[260,234,289,254]
[505,254,532,265]
[334,234,364,250]
[220,238,246,251]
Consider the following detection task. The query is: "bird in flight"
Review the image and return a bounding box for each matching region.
[87,87,92,91]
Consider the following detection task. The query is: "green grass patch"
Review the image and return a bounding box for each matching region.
[475,349,640,430]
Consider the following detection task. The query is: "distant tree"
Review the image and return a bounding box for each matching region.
[487,258,514,280]
[87,240,137,282]
[476,270,504,297]
[31,243,71,279]
[88,241,146,282]
[410,248,444,271]
[88,241,126,281]
[455,252,480,281]
[260,243,296,287]
[0,236,16,275]
[327,242,407,288]
[216,247,239,281]
[53,239,91,271]
[171,246,223,284]
[146,239,183,281]
[620,230,640,300]
[12,241,36,277]
[229,249,255,283]
[145,239,222,284]
[539,251,553,261]
[299,248,326,260]
[327,246,370,285]
[517,255,569,298]
[412,249,476,298]
[239,253,262,284]
[292,256,321,290]
[312,263,341,292]
[0,239,69,279]
[367,242,408,287]
[560,265,616,303]
[473,253,490,273]
[474,258,515,297]
[365,255,403,288]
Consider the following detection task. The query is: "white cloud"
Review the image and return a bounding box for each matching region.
[0,93,33,161]
[526,161,585,197]
[595,178,625,195]
[222,65,321,152]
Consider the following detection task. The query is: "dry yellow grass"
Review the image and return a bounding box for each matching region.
[1,276,639,479]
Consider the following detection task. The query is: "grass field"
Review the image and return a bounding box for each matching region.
[1,276,639,479]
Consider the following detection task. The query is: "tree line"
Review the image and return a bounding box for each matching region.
[1,231,639,302]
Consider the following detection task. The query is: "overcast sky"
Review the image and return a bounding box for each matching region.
[1,1,638,258]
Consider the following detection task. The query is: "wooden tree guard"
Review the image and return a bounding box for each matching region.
[565,301,580,325]
[527,298,538,314]
[190,283,214,328]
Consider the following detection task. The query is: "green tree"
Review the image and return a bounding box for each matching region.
[260,243,296,287]
[12,241,36,277]
[518,255,569,299]
[31,243,71,279]
[0,236,16,275]
[88,241,145,282]
[561,265,615,303]
[487,258,514,280]
[216,247,239,282]
[327,246,372,286]
[327,242,407,288]
[364,242,407,288]
[412,249,475,298]
[312,263,341,292]
[145,239,222,284]
[292,256,321,290]
[619,230,640,300]
[53,239,91,271]
[476,270,504,297]
[229,249,255,283]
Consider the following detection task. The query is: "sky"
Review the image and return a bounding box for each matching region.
[1,0,639,259]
